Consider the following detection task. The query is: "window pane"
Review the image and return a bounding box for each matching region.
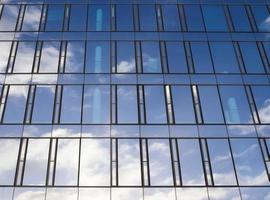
[184,5,205,31]
[4,86,29,123]
[178,139,205,185]
[116,41,136,73]
[251,86,270,123]
[118,139,141,186]
[166,42,188,73]
[162,5,180,31]
[0,5,20,31]
[191,42,213,73]
[219,86,252,124]
[177,188,208,200]
[144,86,167,124]
[148,139,173,186]
[46,188,77,200]
[171,86,195,123]
[208,139,237,185]
[142,42,161,73]
[202,6,228,31]
[23,139,50,185]
[39,42,60,73]
[116,5,133,31]
[198,86,224,123]
[60,86,82,123]
[65,41,85,73]
[80,139,110,186]
[117,85,138,124]
[45,5,64,31]
[69,5,87,31]
[55,139,79,185]
[88,5,110,31]
[0,42,12,73]
[32,86,55,123]
[239,42,265,73]
[231,139,269,185]
[86,41,110,73]
[251,5,270,32]
[210,42,240,73]
[83,85,110,124]
[13,42,35,73]
[139,5,157,31]
[229,6,251,32]
[22,5,42,31]
[263,42,270,64]
[79,188,110,200]
[0,139,20,185]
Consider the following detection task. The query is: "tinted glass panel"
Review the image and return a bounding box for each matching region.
[117,85,138,124]
[263,42,270,64]
[116,5,133,31]
[229,6,251,32]
[171,86,195,123]
[139,5,157,31]
[0,42,12,73]
[184,5,205,31]
[116,41,136,73]
[88,5,110,31]
[39,42,60,73]
[202,6,228,31]
[45,5,64,31]
[69,5,87,31]
[191,42,213,73]
[162,5,180,31]
[0,5,19,31]
[251,5,270,32]
[141,42,161,73]
[65,41,85,73]
[166,42,188,73]
[83,85,110,124]
[22,5,42,31]
[219,86,252,124]
[86,41,110,73]
[144,86,167,124]
[32,86,55,123]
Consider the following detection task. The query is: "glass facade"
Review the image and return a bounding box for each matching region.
[0,0,269,199]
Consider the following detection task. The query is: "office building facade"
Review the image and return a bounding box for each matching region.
[0,0,270,199]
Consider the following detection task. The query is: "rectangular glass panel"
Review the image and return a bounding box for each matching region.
[184,5,205,31]
[141,42,161,73]
[45,5,64,31]
[4,85,29,123]
[60,85,82,123]
[117,85,138,124]
[22,5,42,31]
[39,42,60,73]
[116,41,136,73]
[13,42,36,73]
[191,42,214,73]
[55,139,79,185]
[263,42,270,64]
[219,86,252,124]
[0,5,20,31]
[166,42,188,73]
[148,139,173,186]
[251,86,270,123]
[208,139,237,185]
[178,139,205,186]
[239,42,265,73]
[139,5,157,31]
[80,139,110,186]
[65,41,85,73]
[32,86,55,123]
[23,139,50,185]
[202,5,228,31]
[0,42,12,73]
[88,5,110,31]
[162,5,180,31]
[229,6,251,32]
[251,5,270,32]
[86,41,110,73]
[116,5,133,31]
[231,139,269,185]
[69,5,87,31]
[198,86,224,123]
[171,86,195,123]
[144,86,167,124]
[118,139,141,186]
[210,42,240,73]
[83,85,110,124]
[0,139,20,185]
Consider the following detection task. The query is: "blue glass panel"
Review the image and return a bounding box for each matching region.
[251,5,270,32]
[139,5,157,31]
[184,5,205,31]
[116,5,133,31]
[45,5,64,31]
[88,5,110,31]
[69,5,87,31]
[229,6,251,32]
[141,42,162,73]
[162,5,180,31]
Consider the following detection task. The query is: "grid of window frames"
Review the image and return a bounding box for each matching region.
[0,0,270,200]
